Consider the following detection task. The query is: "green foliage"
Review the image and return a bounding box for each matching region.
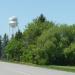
[2,33,9,58]
[0,36,2,58]
[3,14,75,65]
[64,43,75,65]
[5,39,23,61]
[37,14,46,22]
[15,30,22,40]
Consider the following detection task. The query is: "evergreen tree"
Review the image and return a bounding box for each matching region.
[0,36,2,59]
[2,33,9,58]
[15,30,22,40]
[38,14,46,22]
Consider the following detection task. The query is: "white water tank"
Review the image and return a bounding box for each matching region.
[9,16,18,28]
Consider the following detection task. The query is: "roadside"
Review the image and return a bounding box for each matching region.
[1,60,75,73]
[0,61,75,75]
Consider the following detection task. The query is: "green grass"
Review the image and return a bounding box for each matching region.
[1,60,75,72]
[47,65,75,72]
[19,62,75,72]
[13,61,75,72]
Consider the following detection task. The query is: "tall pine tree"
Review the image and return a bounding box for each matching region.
[0,36,2,59]
[2,33,9,59]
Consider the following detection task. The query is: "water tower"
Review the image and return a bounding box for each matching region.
[9,16,18,36]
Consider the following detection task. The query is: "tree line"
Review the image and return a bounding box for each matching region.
[1,14,75,65]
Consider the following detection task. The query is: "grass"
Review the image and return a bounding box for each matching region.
[1,60,75,72]
[47,65,75,72]
[12,61,75,72]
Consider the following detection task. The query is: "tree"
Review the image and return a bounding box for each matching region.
[38,14,46,22]
[2,33,9,59]
[0,36,2,59]
[15,30,22,40]
[5,39,23,61]
[4,15,75,65]
[64,43,75,65]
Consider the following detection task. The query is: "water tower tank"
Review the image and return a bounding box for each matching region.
[9,16,18,28]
